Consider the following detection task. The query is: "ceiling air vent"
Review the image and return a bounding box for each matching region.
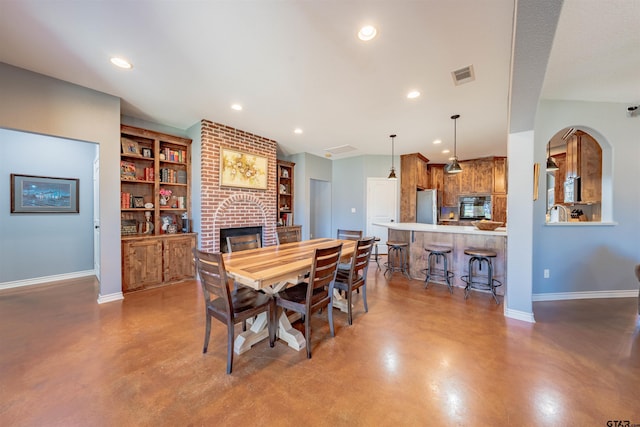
[324,144,357,157]
[451,65,475,86]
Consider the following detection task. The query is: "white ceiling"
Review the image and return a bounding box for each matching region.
[0,0,637,163]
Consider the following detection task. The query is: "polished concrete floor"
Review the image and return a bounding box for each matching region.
[1,264,639,426]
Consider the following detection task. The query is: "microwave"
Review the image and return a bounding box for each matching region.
[459,195,492,220]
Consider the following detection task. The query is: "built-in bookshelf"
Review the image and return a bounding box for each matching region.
[120,125,191,236]
[119,125,195,293]
[277,160,295,227]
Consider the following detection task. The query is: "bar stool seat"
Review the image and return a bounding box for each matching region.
[461,248,502,304]
[384,241,410,279]
[422,245,454,294]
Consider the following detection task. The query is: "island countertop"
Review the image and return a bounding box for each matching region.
[373,222,507,237]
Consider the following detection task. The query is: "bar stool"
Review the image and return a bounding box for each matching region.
[384,241,410,279]
[461,248,502,304]
[422,245,454,294]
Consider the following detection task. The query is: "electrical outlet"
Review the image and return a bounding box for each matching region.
[543,269,550,279]
[351,208,356,213]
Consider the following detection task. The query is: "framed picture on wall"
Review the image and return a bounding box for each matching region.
[219,147,268,190]
[10,174,79,213]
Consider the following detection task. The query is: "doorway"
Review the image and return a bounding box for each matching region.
[309,178,331,239]
[366,177,398,254]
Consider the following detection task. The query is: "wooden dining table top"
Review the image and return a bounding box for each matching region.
[223,238,356,290]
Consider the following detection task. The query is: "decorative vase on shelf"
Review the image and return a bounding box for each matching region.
[160,195,169,206]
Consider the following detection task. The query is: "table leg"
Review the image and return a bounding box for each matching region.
[332,288,352,313]
[234,309,306,354]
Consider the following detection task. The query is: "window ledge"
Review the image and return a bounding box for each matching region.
[544,221,617,227]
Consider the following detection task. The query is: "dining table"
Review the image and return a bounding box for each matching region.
[223,237,356,354]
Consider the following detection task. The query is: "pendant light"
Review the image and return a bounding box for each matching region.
[387,134,397,180]
[546,142,559,171]
[445,114,463,174]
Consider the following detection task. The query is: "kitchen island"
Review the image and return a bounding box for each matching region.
[374,222,507,295]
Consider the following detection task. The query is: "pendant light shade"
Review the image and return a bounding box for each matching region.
[445,114,463,174]
[388,134,397,180]
[546,142,559,171]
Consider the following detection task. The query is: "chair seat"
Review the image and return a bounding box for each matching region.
[208,287,271,317]
[464,248,497,258]
[277,282,326,305]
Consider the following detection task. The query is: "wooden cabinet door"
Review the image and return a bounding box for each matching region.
[566,135,579,180]
[429,164,444,205]
[493,157,507,194]
[458,161,473,194]
[579,133,602,203]
[122,239,163,292]
[473,159,493,194]
[492,195,507,225]
[443,171,460,206]
[552,153,566,205]
[163,235,196,282]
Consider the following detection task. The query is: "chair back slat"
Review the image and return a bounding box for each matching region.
[276,228,301,245]
[351,237,375,279]
[227,233,262,253]
[307,243,343,304]
[193,249,233,313]
[336,229,363,241]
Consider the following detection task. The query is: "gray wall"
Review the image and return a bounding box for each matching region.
[532,100,640,295]
[0,63,122,298]
[0,129,96,282]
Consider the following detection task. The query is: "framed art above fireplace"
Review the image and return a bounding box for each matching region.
[220,147,268,190]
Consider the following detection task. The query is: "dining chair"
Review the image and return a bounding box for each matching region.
[333,237,375,325]
[337,229,363,241]
[193,248,275,374]
[276,228,301,245]
[226,233,262,253]
[274,242,343,359]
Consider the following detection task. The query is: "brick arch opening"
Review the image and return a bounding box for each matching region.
[212,193,275,251]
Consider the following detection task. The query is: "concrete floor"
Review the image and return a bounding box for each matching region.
[1,265,638,426]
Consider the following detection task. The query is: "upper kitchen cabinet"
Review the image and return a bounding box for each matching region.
[457,157,505,196]
[400,153,430,222]
[493,157,507,194]
[566,131,602,203]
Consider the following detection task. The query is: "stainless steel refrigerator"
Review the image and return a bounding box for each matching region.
[416,189,438,224]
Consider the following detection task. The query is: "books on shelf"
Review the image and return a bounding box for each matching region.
[161,147,186,163]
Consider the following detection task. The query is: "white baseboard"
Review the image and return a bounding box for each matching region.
[97,292,124,304]
[533,289,638,301]
[0,270,95,291]
[504,308,536,323]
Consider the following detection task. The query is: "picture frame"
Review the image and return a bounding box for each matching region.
[160,214,176,234]
[220,147,268,190]
[121,137,140,156]
[133,196,145,208]
[141,147,152,158]
[11,174,79,214]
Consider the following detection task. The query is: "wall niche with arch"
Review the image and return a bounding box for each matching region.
[545,127,603,222]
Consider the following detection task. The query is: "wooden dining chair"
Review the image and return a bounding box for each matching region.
[276,228,301,245]
[337,229,363,241]
[333,237,375,325]
[193,248,275,374]
[226,233,261,253]
[274,242,343,359]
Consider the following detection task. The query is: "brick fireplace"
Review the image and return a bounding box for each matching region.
[199,120,278,252]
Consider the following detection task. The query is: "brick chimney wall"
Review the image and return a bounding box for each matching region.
[200,120,278,252]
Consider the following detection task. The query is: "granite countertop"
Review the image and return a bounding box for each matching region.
[373,222,507,236]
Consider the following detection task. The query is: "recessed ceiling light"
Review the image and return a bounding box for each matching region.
[231,104,243,111]
[110,57,132,69]
[358,25,377,41]
[433,139,442,145]
[407,91,420,99]
[442,149,450,154]
[294,128,303,134]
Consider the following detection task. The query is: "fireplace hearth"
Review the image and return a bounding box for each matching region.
[219,226,263,253]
